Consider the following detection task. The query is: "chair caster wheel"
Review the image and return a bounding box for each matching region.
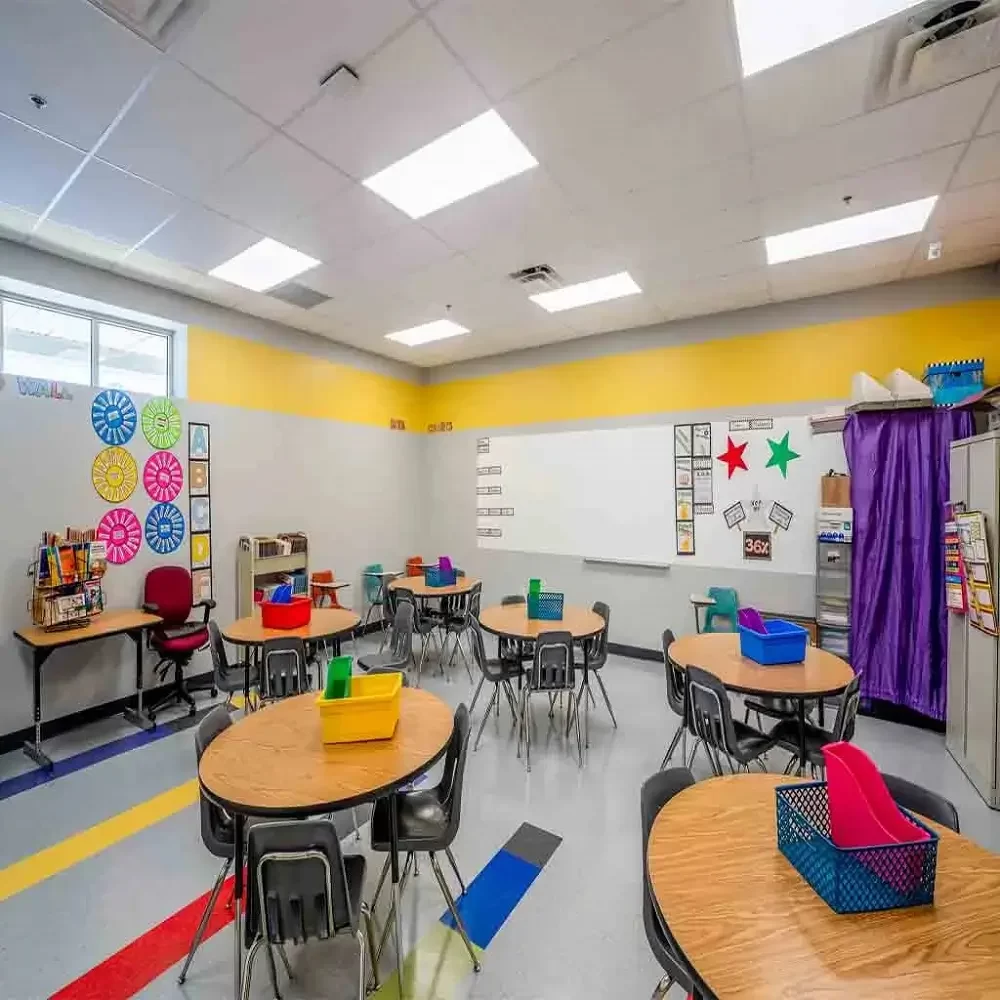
[210,687,218,698]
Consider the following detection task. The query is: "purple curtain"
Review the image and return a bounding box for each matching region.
[843,409,972,720]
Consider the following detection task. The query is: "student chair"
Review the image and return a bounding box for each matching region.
[143,566,216,720]
[882,774,960,833]
[583,601,616,728]
[358,602,413,674]
[311,569,348,609]
[703,587,739,633]
[468,619,520,750]
[405,556,424,577]
[208,621,258,710]
[518,632,582,772]
[660,629,690,769]
[260,637,309,700]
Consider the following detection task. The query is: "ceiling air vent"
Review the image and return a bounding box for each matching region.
[508,264,561,288]
[267,282,331,310]
[86,0,206,49]
[866,0,1000,108]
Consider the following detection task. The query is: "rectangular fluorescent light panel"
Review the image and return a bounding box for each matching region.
[733,0,920,76]
[765,196,938,265]
[530,272,641,313]
[362,110,538,219]
[385,319,469,347]
[209,237,320,292]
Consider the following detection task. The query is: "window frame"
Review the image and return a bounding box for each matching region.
[0,289,173,395]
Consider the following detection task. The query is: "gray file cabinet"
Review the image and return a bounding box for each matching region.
[947,430,1000,808]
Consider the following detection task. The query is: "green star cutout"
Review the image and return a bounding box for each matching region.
[765,431,800,478]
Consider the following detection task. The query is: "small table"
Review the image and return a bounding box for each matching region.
[667,632,854,773]
[223,607,361,703]
[199,688,453,999]
[688,593,716,633]
[388,575,480,600]
[309,577,351,609]
[647,774,1000,999]
[13,608,164,769]
[478,604,605,749]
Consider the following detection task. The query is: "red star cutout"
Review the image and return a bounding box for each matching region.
[717,436,749,479]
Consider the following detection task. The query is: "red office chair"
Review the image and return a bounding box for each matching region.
[143,566,217,720]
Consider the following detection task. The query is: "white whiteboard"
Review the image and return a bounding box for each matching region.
[476,426,672,563]
[475,418,847,573]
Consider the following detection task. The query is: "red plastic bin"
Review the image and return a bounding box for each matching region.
[260,595,312,629]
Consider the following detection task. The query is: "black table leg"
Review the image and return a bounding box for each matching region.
[23,648,54,770]
[243,646,252,713]
[797,698,807,777]
[582,641,590,751]
[233,812,244,999]
[123,629,155,731]
[389,792,405,994]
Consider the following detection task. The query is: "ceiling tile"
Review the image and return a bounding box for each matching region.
[743,28,877,150]
[906,244,1000,279]
[98,61,271,197]
[0,0,157,149]
[752,71,1000,200]
[30,219,129,265]
[48,160,177,248]
[757,145,964,237]
[427,0,678,101]
[0,115,82,214]
[934,180,1000,229]
[170,0,414,126]
[977,81,1000,135]
[637,238,766,287]
[0,201,38,242]
[660,270,772,319]
[347,223,452,285]
[556,294,667,335]
[927,214,1000,253]
[284,20,488,180]
[952,133,1000,190]
[770,262,906,303]
[200,133,351,234]
[137,205,260,272]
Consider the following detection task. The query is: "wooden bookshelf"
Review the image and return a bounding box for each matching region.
[236,533,309,618]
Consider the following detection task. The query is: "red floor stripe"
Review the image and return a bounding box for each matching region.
[50,873,240,1000]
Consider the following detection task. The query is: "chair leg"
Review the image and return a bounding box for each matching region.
[468,675,486,716]
[651,974,675,1000]
[241,936,264,1000]
[351,806,362,842]
[264,941,282,1000]
[275,942,293,980]
[361,903,379,992]
[660,723,684,770]
[594,672,618,729]
[571,691,584,767]
[429,853,481,972]
[177,857,231,983]
[371,854,391,917]
[473,686,499,751]
[375,852,415,967]
[444,846,467,897]
[501,680,518,719]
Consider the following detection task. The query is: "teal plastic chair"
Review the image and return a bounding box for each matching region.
[704,587,739,633]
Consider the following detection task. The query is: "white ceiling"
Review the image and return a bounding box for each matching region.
[0,0,999,368]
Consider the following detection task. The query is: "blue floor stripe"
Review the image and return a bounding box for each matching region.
[440,848,542,949]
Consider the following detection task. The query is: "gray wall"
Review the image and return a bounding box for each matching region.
[425,404,836,652]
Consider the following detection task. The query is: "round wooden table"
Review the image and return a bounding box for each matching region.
[388,576,480,599]
[668,632,854,772]
[478,604,605,749]
[200,687,453,998]
[223,606,360,647]
[647,774,1000,999]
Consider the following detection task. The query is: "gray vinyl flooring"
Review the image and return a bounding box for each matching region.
[0,632,997,1000]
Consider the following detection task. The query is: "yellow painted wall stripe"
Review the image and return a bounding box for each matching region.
[424,299,1000,430]
[0,779,197,903]
[187,326,425,431]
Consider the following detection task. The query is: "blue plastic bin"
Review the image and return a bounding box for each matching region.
[528,592,564,621]
[425,566,457,588]
[776,782,938,914]
[739,619,807,665]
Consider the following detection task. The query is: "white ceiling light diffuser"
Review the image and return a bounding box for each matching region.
[529,272,642,313]
[362,110,538,219]
[385,319,470,347]
[733,0,920,76]
[209,238,320,291]
[765,196,938,265]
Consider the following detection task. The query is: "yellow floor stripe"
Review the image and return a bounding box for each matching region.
[371,924,485,1000]
[0,779,198,903]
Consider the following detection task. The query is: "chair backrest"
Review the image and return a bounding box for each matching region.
[882,773,960,833]
[195,705,234,858]
[831,673,862,742]
[527,631,575,692]
[207,619,232,684]
[436,704,471,844]
[405,556,423,577]
[501,594,526,606]
[640,768,697,992]
[261,637,308,699]
[470,619,506,682]
[388,600,414,661]
[589,601,610,666]
[363,563,383,604]
[468,581,482,619]
[144,565,194,628]
[661,629,685,717]
[687,665,739,755]
[245,819,352,947]
[705,586,739,632]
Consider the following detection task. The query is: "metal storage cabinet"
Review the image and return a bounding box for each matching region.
[947,430,1000,809]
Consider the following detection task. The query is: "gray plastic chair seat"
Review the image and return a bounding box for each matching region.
[371,790,447,847]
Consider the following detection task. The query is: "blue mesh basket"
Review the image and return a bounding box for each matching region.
[424,566,457,587]
[776,782,938,914]
[527,591,564,620]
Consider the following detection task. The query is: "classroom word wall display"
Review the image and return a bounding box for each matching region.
[673,422,713,555]
[188,422,213,603]
[91,388,137,445]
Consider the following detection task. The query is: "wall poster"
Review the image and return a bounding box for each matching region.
[188,422,213,603]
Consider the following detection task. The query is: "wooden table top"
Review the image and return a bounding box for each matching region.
[478,604,604,640]
[310,578,350,589]
[199,688,453,815]
[222,607,361,646]
[14,608,163,648]
[388,576,480,598]
[668,632,853,697]
[648,774,1000,1000]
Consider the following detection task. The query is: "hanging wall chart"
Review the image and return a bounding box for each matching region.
[141,397,182,449]
[143,450,184,503]
[96,507,142,564]
[91,389,137,446]
[92,446,138,503]
[145,502,186,555]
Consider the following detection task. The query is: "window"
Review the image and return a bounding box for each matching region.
[0,294,172,394]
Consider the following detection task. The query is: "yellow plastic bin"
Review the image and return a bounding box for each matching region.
[316,672,402,744]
